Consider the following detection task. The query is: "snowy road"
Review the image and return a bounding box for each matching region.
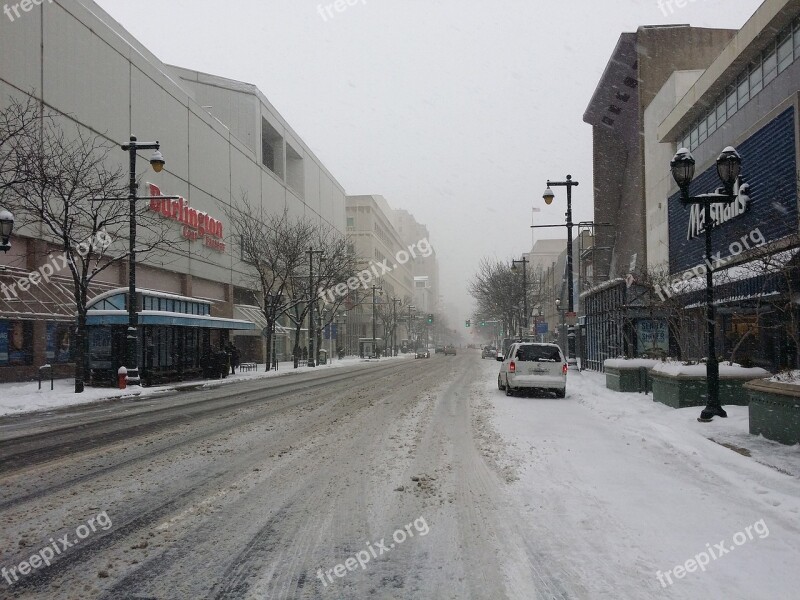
[1,352,798,599]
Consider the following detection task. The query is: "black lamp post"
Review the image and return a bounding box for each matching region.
[407,304,416,349]
[511,257,529,337]
[543,175,578,359]
[336,313,346,360]
[120,136,166,386]
[670,145,742,422]
[371,284,382,358]
[391,297,402,356]
[306,247,325,367]
[0,209,14,252]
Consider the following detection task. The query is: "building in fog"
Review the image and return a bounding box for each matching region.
[0,0,345,382]
[581,24,738,369]
[651,0,800,371]
[345,195,415,355]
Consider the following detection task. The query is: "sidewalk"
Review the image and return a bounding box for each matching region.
[0,354,412,418]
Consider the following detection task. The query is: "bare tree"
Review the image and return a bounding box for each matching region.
[4,101,173,392]
[469,257,539,337]
[226,199,315,370]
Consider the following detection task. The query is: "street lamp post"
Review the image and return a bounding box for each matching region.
[371,284,382,358]
[511,257,529,337]
[670,146,742,422]
[0,209,14,252]
[266,293,283,371]
[306,247,325,367]
[120,136,166,386]
[391,297,402,356]
[543,175,578,360]
[407,305,416,350]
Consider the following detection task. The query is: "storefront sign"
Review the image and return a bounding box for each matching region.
[668,107,798,274]
[637,319,668,355]
[686,179,750,240]
[147,183,226,253]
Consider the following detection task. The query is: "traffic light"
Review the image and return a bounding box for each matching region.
[465,319,471,327]
[427,314,434,324]
[480,320,486,327]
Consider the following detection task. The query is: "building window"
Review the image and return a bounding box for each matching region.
[737,77,749,106]
[749,62,763,96]
[726,88,738,118]
[716,98,726,128]
[778,32,793,72]
[286,142,304,197]
[346,217,354,228]
[261,118,285,179]
[706,111,716,137]
[763,47,778,85]
[0,320,33,366]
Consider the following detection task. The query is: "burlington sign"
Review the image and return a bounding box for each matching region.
[147,183,226,253]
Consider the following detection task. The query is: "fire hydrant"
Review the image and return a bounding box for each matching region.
[117,366,128,390]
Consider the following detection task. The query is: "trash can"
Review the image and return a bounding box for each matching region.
[318,349,328,365]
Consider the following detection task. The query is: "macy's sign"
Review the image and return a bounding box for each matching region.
[147,183,226,252]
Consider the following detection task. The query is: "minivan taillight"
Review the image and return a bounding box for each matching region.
[562,363,568,375]
[509,361,516,373]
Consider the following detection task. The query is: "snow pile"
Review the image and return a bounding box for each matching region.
[651,361,770,379]
[768,370,800,385]
[603,358,662,369]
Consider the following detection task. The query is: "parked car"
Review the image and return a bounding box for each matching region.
[498,342,567,398]
[444,345,457,356]
[435,346,445,354]
[481,346,496,359]
[415,348,430,359]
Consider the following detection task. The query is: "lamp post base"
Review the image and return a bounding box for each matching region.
[698,405,728,422]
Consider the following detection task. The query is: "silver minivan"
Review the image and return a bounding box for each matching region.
[498,342,567,398]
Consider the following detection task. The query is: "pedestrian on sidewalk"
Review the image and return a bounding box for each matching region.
[228,342,240,375]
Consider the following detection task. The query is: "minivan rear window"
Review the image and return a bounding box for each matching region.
[515,345,561,362]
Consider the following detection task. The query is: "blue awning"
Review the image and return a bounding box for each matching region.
[86,310,255,330]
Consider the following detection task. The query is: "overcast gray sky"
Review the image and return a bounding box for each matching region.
[93,0,763,327]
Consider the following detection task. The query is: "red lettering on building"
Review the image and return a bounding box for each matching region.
[148,183,226,253]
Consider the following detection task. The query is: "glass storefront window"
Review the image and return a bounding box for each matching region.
[763,48,778,85]
[749,63,763,97]
[778,33,793,73]
[46,322,74,364]
[0,320,34,366]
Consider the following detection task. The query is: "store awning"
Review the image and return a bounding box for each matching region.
[234,304,292,336]
[0,268,115,321]
[85,310,254,330]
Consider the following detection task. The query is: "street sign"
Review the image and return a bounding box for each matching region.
[566,312,577,326]
[536,322,548,335]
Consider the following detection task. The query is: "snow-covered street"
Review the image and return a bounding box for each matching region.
[1,351,798,599]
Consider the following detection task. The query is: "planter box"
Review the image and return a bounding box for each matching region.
[604,359,660,393]
[649,364,770,409]
[745,379,800,445]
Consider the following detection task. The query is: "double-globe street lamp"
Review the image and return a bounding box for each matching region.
[0,209,14,252]
[542,175,579,361]
[511,256,529,337]
[670,146,742,422]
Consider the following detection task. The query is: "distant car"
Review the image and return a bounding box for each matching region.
[498,342,567,398]
[415,348,430,359]
[481,346,496,359]
[444,345,457,356]
[435,346,444,354]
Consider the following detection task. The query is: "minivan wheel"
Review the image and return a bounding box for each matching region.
[505,381,514,396]
[498,375,505,390]
[555,388,566,398]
